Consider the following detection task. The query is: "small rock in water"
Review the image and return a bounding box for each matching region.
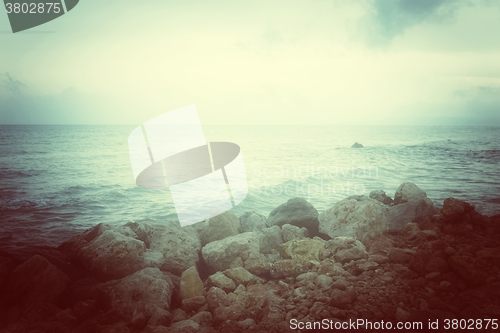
[352,142,363,148]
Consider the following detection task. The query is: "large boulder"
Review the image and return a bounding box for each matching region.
[319,195,389,243]
[388,197,436,230]
[279,239,325,262]
[5,255,70,306]
[441,198,475,222]
[223,267,265,286]
[104,267,173,326]
[244,253,271,277]
[267,198,319,232]
[179,266,205,301]
[257,226,284,254]
[369,190,394,205]
[59,224,147,280]
[143,223,201,276]
[202,232,259,272]
[200,212,240,246]
[394,182,427,205]
[239,211,267,232]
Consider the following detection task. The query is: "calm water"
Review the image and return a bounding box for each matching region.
[1,125,499,251]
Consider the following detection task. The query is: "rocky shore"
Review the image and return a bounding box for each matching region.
[0,182,499,333]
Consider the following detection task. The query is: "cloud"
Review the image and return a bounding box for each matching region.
[0,72,26,96]
[453,86,500,124]
[363,0,464,45]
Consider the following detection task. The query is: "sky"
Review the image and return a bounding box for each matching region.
[0,0,499,125]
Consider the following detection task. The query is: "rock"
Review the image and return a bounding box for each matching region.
[171,308,188,323]
[395,307,411,321]
[223,267,266,286]
[170,319,199,330]
[270,258,314,279]
[448,255,489,286]
[394,182,428,205]
[181,296,206,313]
[60,225,147,280]
[325,237,368,263]
[402,222,420,240]
[239,211,268,232]
[0,256,13,287]
[351,142,363,148]
[316,275,333,291]
[441,198,475,222]
[296,272,319,283]
[5,255,70,306]
[189,311,212,326]
[319,196,389,243]
[281,224,308,242]
[104,267,172,326]
[257,226,284,254]
[143,223,201,276]
[267,198,319,232]
[279,239,325,262]
[388,198,435,230]
[207,272,237,293]
[262,291,286,323]
[180,266,205,301]
[369,190,394,205]
[238,318,257,329]
[328,289,357,309]
[244,253,271,276]
[206,287,230,312]
[200,212,240,246]
[202,232,259,272]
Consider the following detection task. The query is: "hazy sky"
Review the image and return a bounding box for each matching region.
[1,0,499,125]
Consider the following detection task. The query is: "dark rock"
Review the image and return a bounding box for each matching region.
[369,190,394,205]
[239,211,268,233]
[267,197,319,233]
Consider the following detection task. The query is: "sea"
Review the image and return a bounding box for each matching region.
[1,125,499,252]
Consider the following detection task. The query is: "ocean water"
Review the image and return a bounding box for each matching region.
[0,125,499,251]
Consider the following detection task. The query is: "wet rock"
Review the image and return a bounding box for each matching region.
[319,196,389,243]
[104,267,172,326]
[207,272,236,293]
[281,224,308,242]
[202,232,259,272]
[223,267,266,286]
[5,255,70,306]
[257,226,284,254]
[239,211,268,232]
[180,266,205,301]
[244,253,271,276]
[369,190,394,205]
[394,182,428,205]
[279,238,325,262]
[200,212,240,246]
[267,197,319,233]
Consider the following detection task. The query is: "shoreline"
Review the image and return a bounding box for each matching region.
[1,182,499,333]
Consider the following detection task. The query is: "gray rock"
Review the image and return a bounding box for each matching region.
[394,182,428,205]
[388,198,435,230]
[270,258,314,279]
[244,253,271,276]
[104,267,172,326]
[144,223,201,276]
[239,211,267,232]
[200,212,240,246]
[60,225,146,280]
[257,226,284,254]
[369,190,394,205]
[202,232,259,272]
[326,237,368,263]
[206,287,230,312]
[267,197,319,232]
[207,272,237,293]
[170,319,199,330]
[223,267,266,286]
[351,142,363,148]
[279,238,325,262]
[281,224,308,242]
[319,196,389,243]
[316,275,334,291]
